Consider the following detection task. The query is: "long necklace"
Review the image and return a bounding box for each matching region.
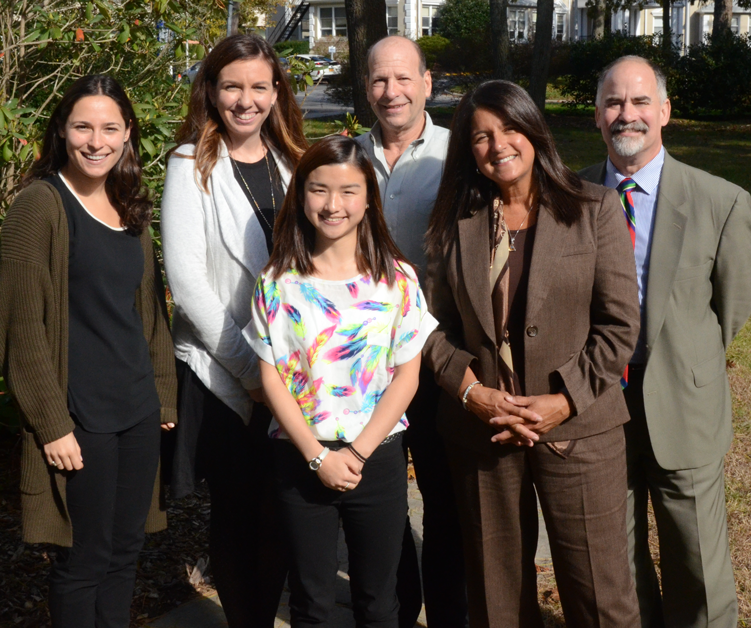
[491,197,506,269]
[507,202,535,252]
[231,148,276,233]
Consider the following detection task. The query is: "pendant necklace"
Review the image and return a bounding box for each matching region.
[231,146,276,233]
[491,197,506,269]
[508,202,535,252]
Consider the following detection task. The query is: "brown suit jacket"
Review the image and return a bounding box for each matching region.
[423,181,640,454]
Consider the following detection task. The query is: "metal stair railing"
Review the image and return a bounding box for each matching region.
[268,1,310,44]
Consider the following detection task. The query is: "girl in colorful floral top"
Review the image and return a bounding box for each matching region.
[250,135,437,627]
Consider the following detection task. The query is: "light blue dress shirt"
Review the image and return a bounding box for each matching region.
[604,146,665,364]
[355,113,449,281]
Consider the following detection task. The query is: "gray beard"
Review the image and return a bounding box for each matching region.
[611,132,646,157]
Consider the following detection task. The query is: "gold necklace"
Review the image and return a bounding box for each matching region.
[231,148,276,233]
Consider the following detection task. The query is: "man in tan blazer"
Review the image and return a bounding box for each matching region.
[580,55,751,628]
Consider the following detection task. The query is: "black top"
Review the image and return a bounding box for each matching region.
[48,174,160,433]
[231,153,284,255]
[507,225,536,396]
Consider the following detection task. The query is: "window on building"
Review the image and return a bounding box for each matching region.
[320,6,347,37]
[652,13,663,35]
[508,9,527,41]
[555,13,565,40]
[387,6,398,35]
[422,5,438,37]
[731,15,740,34]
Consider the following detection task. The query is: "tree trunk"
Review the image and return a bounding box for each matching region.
[489,0,513,80]
[529,0,554,110]
[344,0,387,128]
[712,0,733,37]
[661,0,672,58]
[592,0,606,37]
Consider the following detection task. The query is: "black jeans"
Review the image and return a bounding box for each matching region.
[401,367,469,628]
[274,435,408,628]
[48,410,161,628]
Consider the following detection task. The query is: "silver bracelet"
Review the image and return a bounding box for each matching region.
[461,380,482,410]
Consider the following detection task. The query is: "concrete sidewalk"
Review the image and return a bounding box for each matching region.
[147,481,551,628]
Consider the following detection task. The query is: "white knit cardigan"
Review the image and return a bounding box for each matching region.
[161,140,292,422]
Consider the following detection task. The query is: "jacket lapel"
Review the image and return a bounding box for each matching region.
[645,153,688,349]
[526,202,568,322]
[458,208,496,342]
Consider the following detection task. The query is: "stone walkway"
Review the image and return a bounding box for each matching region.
[147,481,551,628]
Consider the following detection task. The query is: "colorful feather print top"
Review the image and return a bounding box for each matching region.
[250,262,438,442]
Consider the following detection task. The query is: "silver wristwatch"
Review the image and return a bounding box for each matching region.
[308,447,331,471]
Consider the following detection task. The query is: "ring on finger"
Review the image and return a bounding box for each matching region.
[344,481,351,491]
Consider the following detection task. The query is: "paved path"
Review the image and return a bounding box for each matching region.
[294,85,460,119]
[147,481,551,628]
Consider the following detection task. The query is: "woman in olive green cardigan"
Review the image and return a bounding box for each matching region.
[0,75,176,628]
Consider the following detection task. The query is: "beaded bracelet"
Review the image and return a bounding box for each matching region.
[461,380,482,410]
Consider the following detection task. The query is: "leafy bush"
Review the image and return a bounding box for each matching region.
[274,39,309,56]
[416,35,452,70]
[671,34,751,116]
[436,0,490,42]
[560,33,674,106]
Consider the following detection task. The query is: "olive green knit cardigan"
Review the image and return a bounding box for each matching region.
[0,180,178,547]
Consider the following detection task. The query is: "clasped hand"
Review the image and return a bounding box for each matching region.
[465,386,572,447]
[316,448,364,492]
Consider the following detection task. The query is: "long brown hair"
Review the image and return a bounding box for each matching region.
[174,34,307,190]
[426,80,592,257]
[266,135,407,286]
[23,74,151,235]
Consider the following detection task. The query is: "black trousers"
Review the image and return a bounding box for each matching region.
[48,410,161,628]
[174,363,288,628]
[399,366,469,628]
[274,436,408,628]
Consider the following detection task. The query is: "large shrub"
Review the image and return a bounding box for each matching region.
[416,35,452,70]
[560,33,673,106]
[274,39,309,55]
[671,34,751,116]
[436,0,490,42]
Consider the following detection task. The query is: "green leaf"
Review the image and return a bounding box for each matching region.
[91,41,101,52]
[2,143,13,163]
[91,14,104,23]
[0,110,5,131]
[305,74,313,86]
[174,44,184,59]
[50,27,63,39]
[194,44,205,60]
[86,2,94,21]
[141,137,156,156]
[19,142,32,162]
[23,30,41,43]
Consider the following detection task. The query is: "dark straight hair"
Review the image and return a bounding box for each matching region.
[426,80,593,257]
[23,74,151,235]
[265,135,408,286]
[174,34,308,191]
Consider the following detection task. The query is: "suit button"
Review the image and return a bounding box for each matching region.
[526,325,538,337]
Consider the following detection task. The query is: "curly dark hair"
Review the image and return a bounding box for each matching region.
[23,74,151,235]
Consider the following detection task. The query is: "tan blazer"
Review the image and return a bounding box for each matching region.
[423,181,640,455]
[580,152,751,470]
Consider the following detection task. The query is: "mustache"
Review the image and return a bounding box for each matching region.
[610,120,649,134]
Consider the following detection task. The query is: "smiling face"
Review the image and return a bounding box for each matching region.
[366,37,431,140]
[471,108,536,195]
[304,163,368,249]
[211,57,278,147]
[595,59,671,172]
[60,95,131,186]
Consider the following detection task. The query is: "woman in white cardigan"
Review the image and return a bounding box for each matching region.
[161,34,307,627]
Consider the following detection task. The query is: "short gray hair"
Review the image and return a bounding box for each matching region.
[366,35,427,77]
[596,55,668,106]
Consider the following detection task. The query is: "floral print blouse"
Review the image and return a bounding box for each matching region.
[250,263,438,442]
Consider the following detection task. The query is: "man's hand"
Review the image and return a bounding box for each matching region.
[466,385,542,447]
[493,393,572,439]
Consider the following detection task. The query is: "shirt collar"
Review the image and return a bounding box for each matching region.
[606,146,665,195]
[367,111,433,158]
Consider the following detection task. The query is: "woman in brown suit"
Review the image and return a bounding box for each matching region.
[424,80,641,628]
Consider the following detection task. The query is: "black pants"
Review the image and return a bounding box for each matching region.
[174,363,288,628]
[48,410,161,628]
[274,436,408,628]
[399,367,469,628]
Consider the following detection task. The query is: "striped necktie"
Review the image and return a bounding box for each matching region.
[617,177,637,388]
